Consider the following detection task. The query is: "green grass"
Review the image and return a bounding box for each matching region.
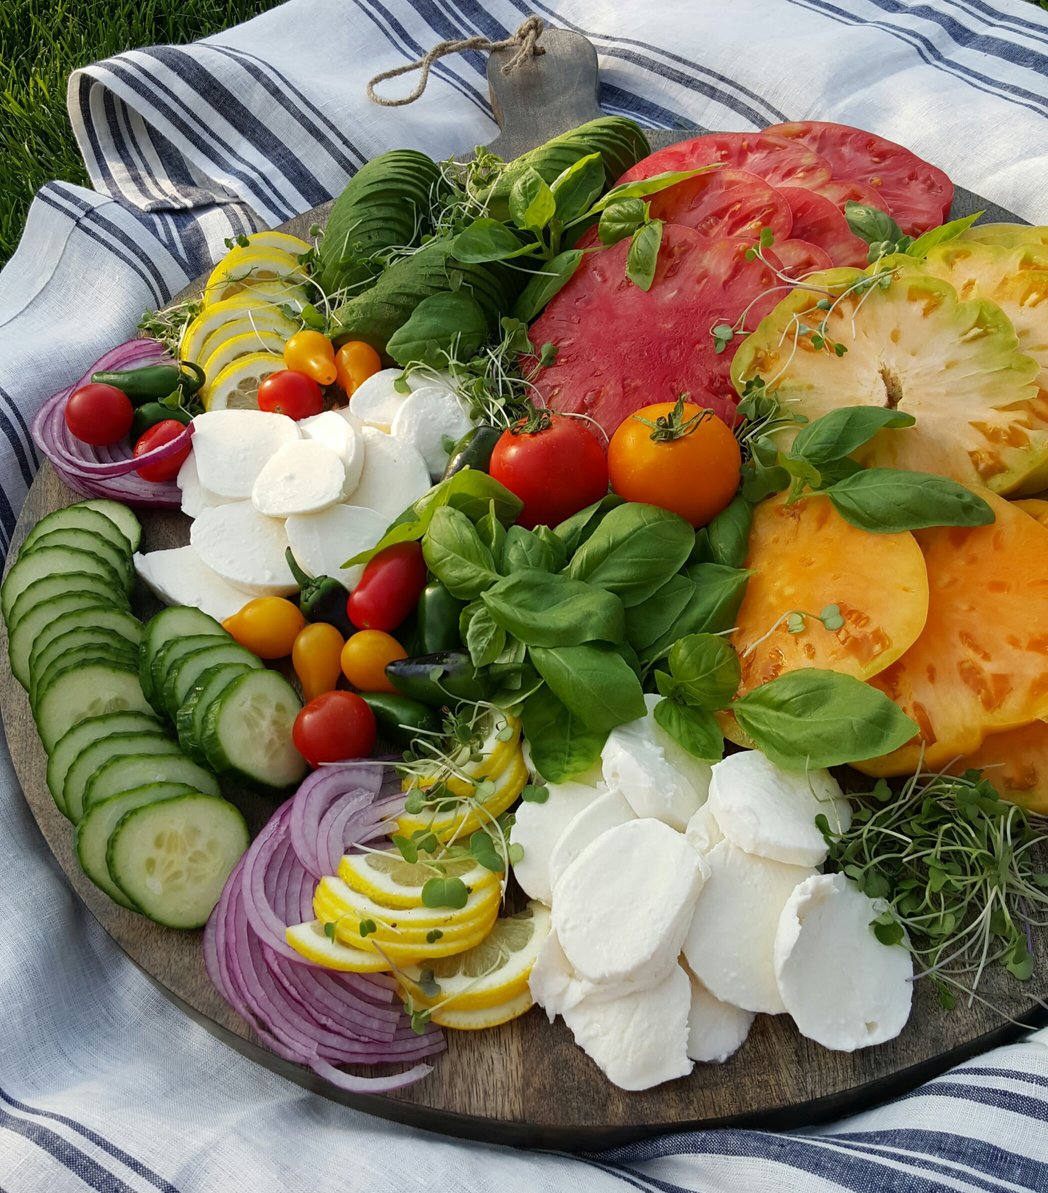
[0,0,285,265]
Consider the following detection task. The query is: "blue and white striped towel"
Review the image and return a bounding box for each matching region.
[2,1,1048,1189]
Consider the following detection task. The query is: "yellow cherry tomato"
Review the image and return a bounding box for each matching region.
[335,340,382,396]
[292,622,345,701]
[223,597,306,659]
[340,629,406,693]
[283,329,337,386]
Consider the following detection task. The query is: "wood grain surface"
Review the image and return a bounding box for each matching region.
[1,26,1041,1151]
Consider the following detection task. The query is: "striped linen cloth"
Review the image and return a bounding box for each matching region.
[2,0,1048,1188]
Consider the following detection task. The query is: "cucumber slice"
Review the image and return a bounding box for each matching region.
[34,662,153,752]
[47,712,167,818]
[28,608,142,684]
[83,752,221,812]
[26,528,134,595]
[163,642,261,720]
[201,669,306,791]
[75,782,197,908]
[21,503,137,557]
[31,644,139,713]
[176,662,258,764]
[106,793,248,928]
[7,571,126,634]
[2,545,126,625]
[64,732,184,824]
[150,634,237,716]
[8,584,128,688]
[140,607,228,707]
[76,499,142,553]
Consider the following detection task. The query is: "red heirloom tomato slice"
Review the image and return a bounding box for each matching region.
[645,168,793,243]
[777,186,871,268]
[616,132,834,191]
[529,227,782,440]
[811,177,890,214]
[764,120,954,236]
[768,238,834,277]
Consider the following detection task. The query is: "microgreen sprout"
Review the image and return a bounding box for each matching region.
[743,602,846,657]
[137,298,204,356]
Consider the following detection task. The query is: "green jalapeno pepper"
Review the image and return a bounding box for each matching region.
[285,548,354,637]
[129,402,192,445]
[360,692,443,746]
[416,582,465,655]
[441,424,502,480]
[91,360,205,404]
[385,650,489,707]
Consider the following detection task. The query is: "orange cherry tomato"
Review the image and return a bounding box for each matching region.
[335,341,382,396]
[340,629,407,693]
[292,621,345,701]
[223,597,306,659]
[607,399,742,527]
[283,329,337,386]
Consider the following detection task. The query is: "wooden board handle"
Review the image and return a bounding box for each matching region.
[485,28,603,159]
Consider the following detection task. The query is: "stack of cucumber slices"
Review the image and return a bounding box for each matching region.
[2,498,304,929]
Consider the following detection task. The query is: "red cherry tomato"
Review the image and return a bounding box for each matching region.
[292,690,377,766]
[489,412,609,529]
[257,370,324,420]
[133,420,192,482]
[347,542,428,632]
[64,383,134,446]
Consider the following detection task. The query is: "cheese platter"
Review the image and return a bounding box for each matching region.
[3,28,1048,1149]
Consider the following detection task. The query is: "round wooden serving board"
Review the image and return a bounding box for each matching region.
[2,29,1042,1151]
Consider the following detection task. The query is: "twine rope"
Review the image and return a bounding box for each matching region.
[366,16,546,107]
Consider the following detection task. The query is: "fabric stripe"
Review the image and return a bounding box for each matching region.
[0,387,39,489]
[866,0,1048,70]
[896,1078,1048,1119]
[958,1066,1048,1089]
[943,0,1048,40]
[0,1104,140,1193]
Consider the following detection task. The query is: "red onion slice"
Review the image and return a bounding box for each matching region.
[289,762,384,876]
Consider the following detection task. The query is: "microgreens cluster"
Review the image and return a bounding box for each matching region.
[137,297,204,357]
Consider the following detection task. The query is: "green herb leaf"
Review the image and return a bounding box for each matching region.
[512,250,584,322]
[844,202,911,251]
[521,684,606,782]
[550,152,606,224]
[422,505,500,599]
[667,632,741,711]
[420,876,470,909]
[503,524,556,574]
[597,197,647,246]
[384,291,489,368]
[460,600,507,668]
[733,668,919,769]
[475,502,507,570]
[392,833,419,863]
[826,469,995,533]
[703,494,752,567]
[790,406,916,467]
[592,166,716,212]
[425,929,444,944]
[323,921,337,941]
[482,569,626,647]
[359,918,377,938]
[632,565,750,663]
[530,643,647,733]
[626,219,664,291]
[653,698,723,761]
[469,829,505,873]
[521,784,550,803]
[554,494,626,556]
[907,212,984,258]
[531,524,568,571]
[508,167,557,231]
[453,218,538,263]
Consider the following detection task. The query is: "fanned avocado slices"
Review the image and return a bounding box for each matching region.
[730,260,1046,494]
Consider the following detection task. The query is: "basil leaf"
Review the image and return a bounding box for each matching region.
[741,458,790,504]
[653,699,723,761]
[844,202,909,248]
[503,524,555,574]
[422,506,499,599]
[568,502,695,607]
[550,152,606,224]
[733,669,919,770]
[826,469,995,532]
[624,574,695,653]
[630,566,749,665]
[554,494,625,556]
[531,524,567,571]
[667,633,741,711]
[453,218,538,264]
[512,249,584,322]
[679,563,751,633]
[704,494,752,567]
[790,406,916,467]
[475,502,507,571]
[592,167,715,212]
[385,291,488,368]
[521,684,606,782]
[626,219,663,291]
[509,167,556,232]
[481,569,625,647]
[530,644,646,733]
[598,197,647,246]
[907,212,983,258]
[461,601,507,668]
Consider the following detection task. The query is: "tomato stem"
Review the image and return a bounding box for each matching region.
[631,394,713,442]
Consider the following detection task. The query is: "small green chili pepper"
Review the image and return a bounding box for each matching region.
[361,692,442,746]
[441,424,502,480]
[385,650,489,707]
[130,401,192,445]
[92,360,205,404]
[417,582,465,654]
[285,548,354,637]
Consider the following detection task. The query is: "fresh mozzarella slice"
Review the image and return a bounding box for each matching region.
[251,440,346,517]
[351,428,432,522]
[299,410,365,497]
[390,387,474,479]
[347,368,408,430]
[510,779,604,905]
[561,964,693,1091]
[189,502,295,596]
[190,409,300,500]
[708,750,851,868]
[685,803,724,856]
[176,454,232,519]
[602,693,712,831]
[775,873,913,1051]
[528,929,592,1021]
[683,840,816,1014]
[548,786,635,894]
[284,504,388,591]
[554,818,708,987]
[686,972,755,1063]
[134,546,250,622]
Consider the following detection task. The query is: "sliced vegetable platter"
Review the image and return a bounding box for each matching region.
[5,54,1048,1141]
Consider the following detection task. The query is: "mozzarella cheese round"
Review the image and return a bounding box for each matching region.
[284,504,389,591]
[683,839,816,1014]
[685,972,755,1063]
[548,785,635,894]
[299,410,365,497]
[510,779,603,905]
[190,409,300,500]
[602,693,712,830]
[554,818,708,987]
[684,803,724,856]
[774,873,913,1051]
[708,750,851,868]
[351,427,431,522]
[134,546,252,622]
[177,454,231,519]
[389,386,474,478]
[189,501,295,596]
[251,439,346,517]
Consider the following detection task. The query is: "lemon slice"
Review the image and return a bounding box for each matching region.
[396,750,529,844]
[361,907,500,965]
[338,850,497,910]
[429,985,535,1030]
[401,901,550,1012]
[313,874,500,942]
[200,332,288,403]
[284,920,392,971]
[202,247,309,306]
[204,351,285,411]
[180,295,299,363]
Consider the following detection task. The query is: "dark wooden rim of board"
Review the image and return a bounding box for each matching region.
[3,28,1042,1151]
